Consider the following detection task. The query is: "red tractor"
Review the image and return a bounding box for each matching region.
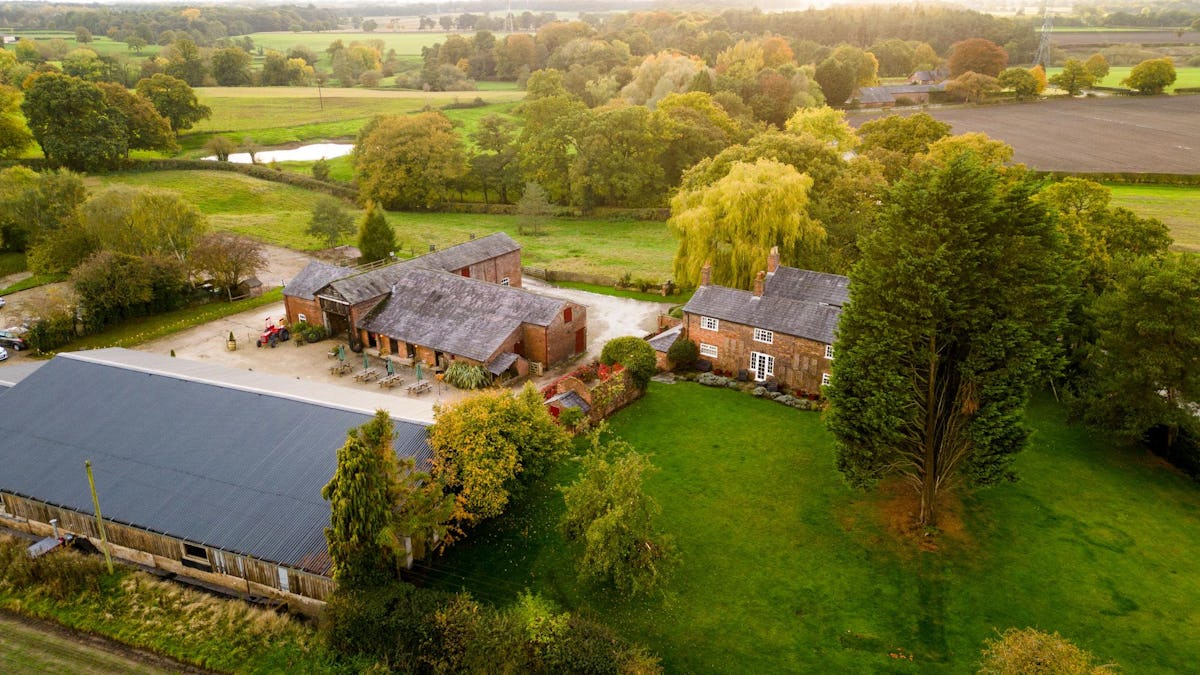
[256,317,291,348]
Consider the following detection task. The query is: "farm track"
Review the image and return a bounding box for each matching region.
[0,610,209,674]
[850,96,1200,174]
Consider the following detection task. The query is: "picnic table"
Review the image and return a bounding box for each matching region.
[378,374,404,389]
[329,361,353,376]
[354,368,380,382]
[406,380,432,396]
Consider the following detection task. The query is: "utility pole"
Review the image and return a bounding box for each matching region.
[85,460,114,574]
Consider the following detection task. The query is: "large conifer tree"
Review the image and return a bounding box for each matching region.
[825,153,1069,526]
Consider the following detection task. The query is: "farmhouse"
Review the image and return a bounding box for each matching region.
[284,233,586,377]
[682,248,848,393]
[0,349,431,614]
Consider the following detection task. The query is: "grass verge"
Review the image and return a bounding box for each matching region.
[0,537,357,673]
[0,274,67,296]
[417,382,1200,672]
[551,280,692,305]
[58,289,282,352]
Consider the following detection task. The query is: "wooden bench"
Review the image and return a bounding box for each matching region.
[329,361,353,376]
[354,368,380,382]
[406,380,432,395]
[378,374,404,389]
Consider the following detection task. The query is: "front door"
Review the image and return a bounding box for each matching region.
[749,352,775,382]
[574,328,586,354]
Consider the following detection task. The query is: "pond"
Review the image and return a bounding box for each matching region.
[202,143,353,164]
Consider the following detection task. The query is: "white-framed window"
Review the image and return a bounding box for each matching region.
[822,372,831,386]
[700,316,719,331]
[699,342,718,358]
[753,328,773,344]
[749,352,775,382]
[825,344,834,360]
[277,567,291,592]
[298,313,307,324]
[500,277,511,286]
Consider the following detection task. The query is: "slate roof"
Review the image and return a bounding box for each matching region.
[546,390,590,413]
[358,267,565,362]
[284,260,352,300]
[683,266,848,344]
[885,83,944,95]
[647,324,682,353]
[486,352,519,376]
[855,86,895,106]
[412,232,519,274]
[765,267,850,307]
[315,233,522,306]
[0,349,431,574]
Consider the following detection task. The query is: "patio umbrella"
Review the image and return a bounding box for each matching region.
[337,345,345,361]
[415,362,423,381]
[363,352,370,369]
[386,358,394,376]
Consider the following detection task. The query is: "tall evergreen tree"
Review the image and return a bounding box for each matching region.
[356,201,395,264]
[322,411,399,589]
[825,153,1069,526]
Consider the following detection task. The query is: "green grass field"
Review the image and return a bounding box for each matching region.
[417,383,1200,672]
[246,30,453,58]
[1108,183,1200,252]
[1045,66,1200,91]
[93,170,675,280]
[184,88,524,151]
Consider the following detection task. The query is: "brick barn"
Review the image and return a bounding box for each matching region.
[284,233,587,376]
[682,248,848,393]
[0,349,432,614]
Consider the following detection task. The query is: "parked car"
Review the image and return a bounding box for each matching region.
[0,330,26,351]
[0,345,7,362]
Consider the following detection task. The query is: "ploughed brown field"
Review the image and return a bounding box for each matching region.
[849,96,1200,174]
[1050,30,1200,46]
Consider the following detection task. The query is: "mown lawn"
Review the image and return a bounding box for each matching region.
[1108,183,1200,252]
[93,170,676,280]
[417,383,1200,673]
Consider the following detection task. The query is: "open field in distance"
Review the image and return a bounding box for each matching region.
[850,95,1200,174]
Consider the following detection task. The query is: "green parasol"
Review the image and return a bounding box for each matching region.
[337,344,345,361]
[363,352,370,369]
[415,362,423,381]
[386,358,394,375]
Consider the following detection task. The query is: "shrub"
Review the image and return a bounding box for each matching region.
[443,361,491,390]
[979,627,1116,674]
[633,277,655,293]
[311,157,331,181]
[599,336,656,389]
[666,338,698,367]
[558,407,586,431]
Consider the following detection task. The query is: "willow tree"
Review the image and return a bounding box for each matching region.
[825,153,1069,527]
[669,158,825,290]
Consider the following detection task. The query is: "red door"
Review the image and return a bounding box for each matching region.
[574,328,586,353]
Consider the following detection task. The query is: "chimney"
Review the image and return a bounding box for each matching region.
[753,271,765,298]
[767,246,780,274]
[700,261,712,286]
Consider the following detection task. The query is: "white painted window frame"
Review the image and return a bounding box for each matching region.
[699,342,718,358]
[700,316,719,331]
[753,328,774,344]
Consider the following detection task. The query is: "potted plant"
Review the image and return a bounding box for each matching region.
[227,331,237,351]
